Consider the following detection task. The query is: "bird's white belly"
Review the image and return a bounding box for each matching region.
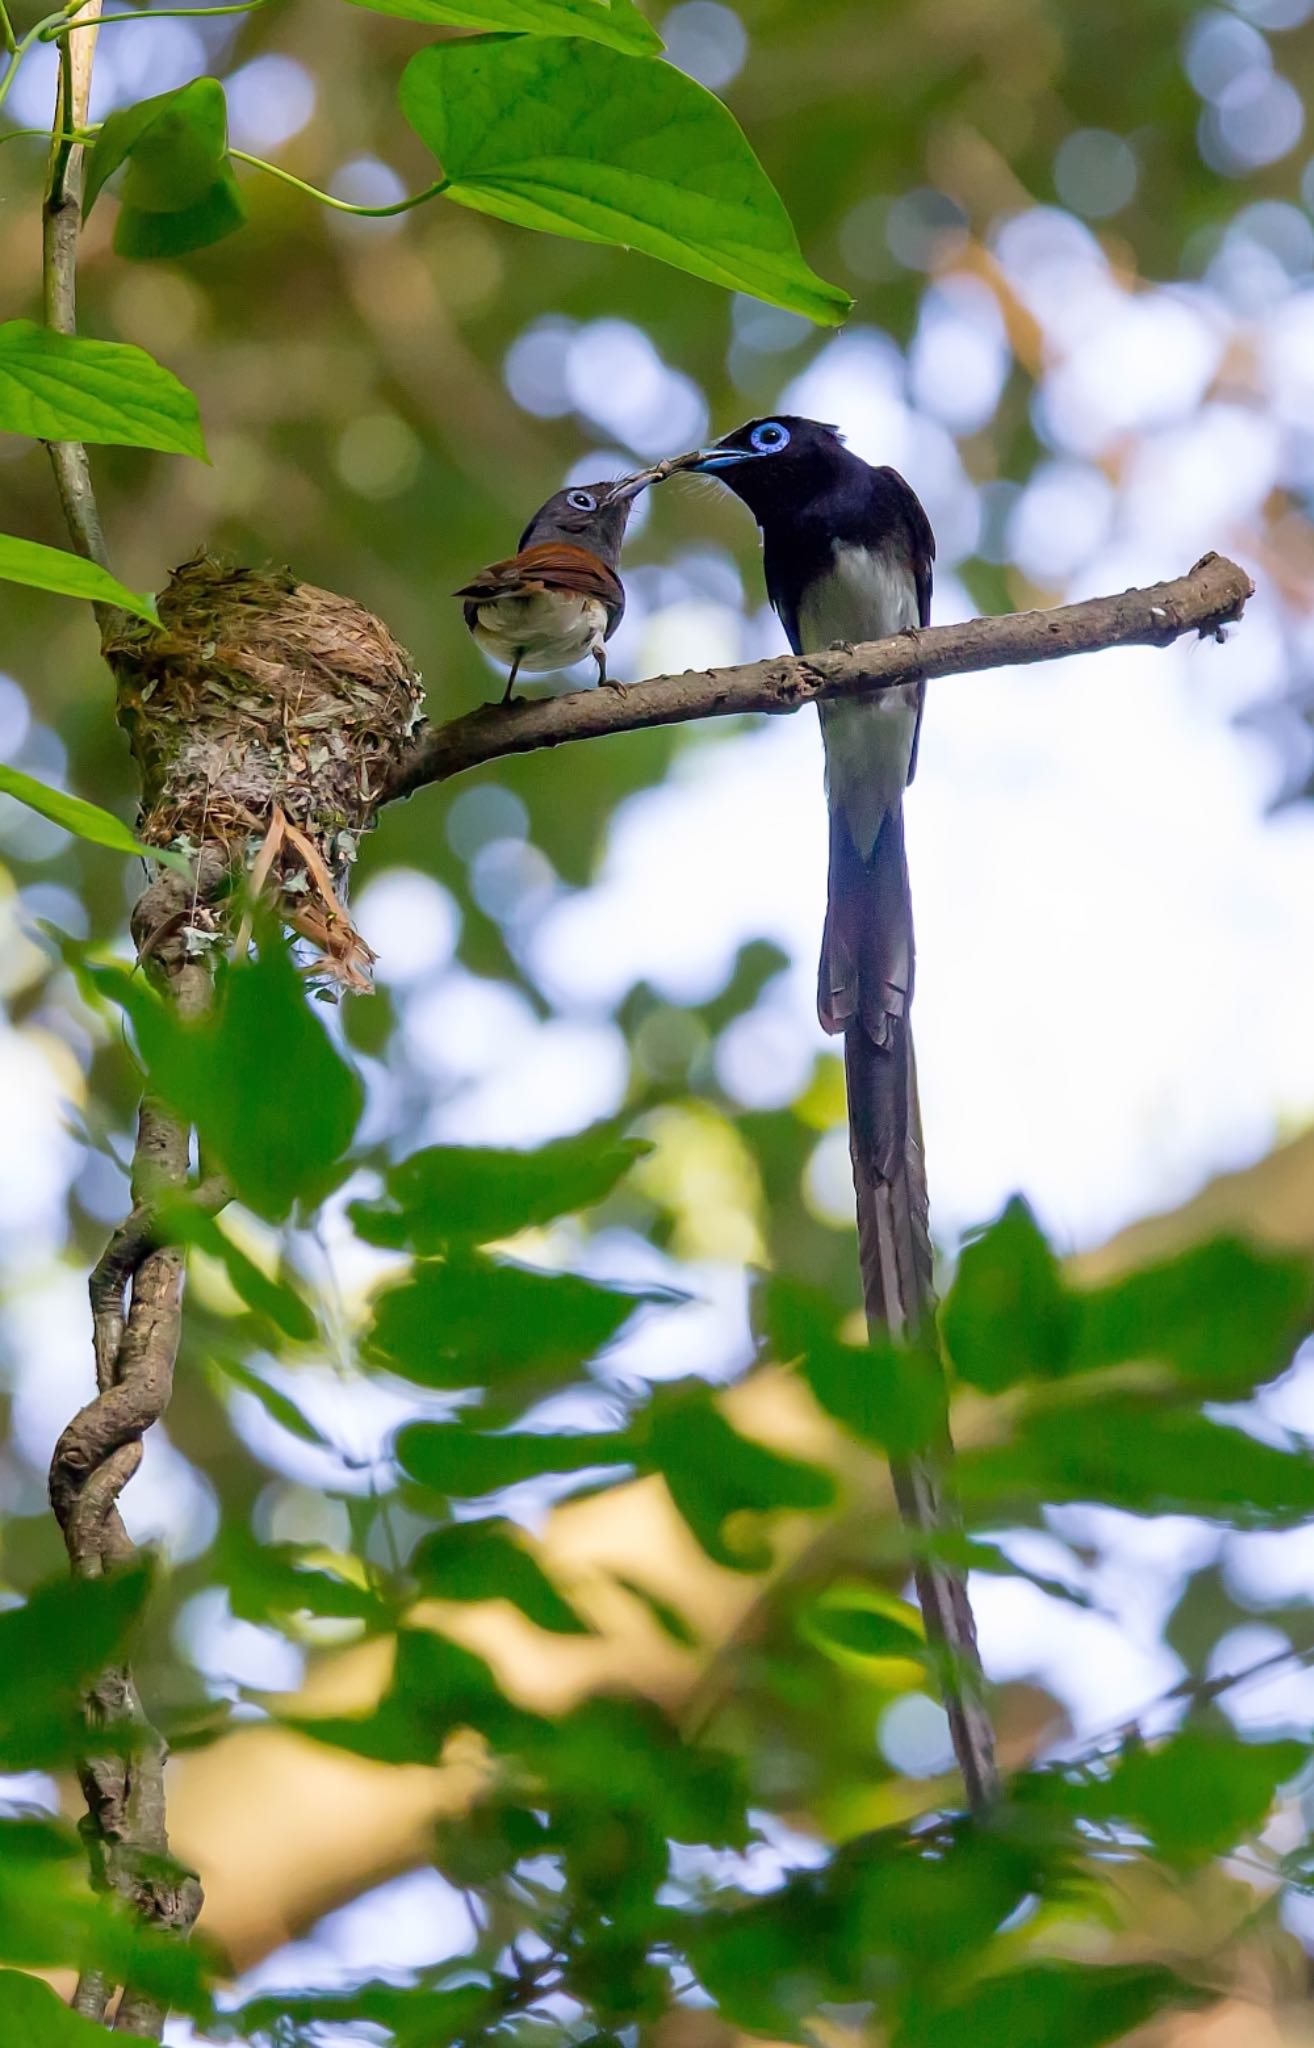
[802,544,921,861]
[473,591,608,673]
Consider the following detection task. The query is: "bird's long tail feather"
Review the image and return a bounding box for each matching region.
[834,811,999,1810]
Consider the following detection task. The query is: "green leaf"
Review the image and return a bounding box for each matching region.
[220,1529,392,1631]
[896,1963,1196,2048]
[609,1573,698,1646]
[801,1589,924,1663]
[0,537,160,628]
[939,1210,1311,1401]
[533,1696,750,1847]
[290,1625,544,1761]
[1073,1238,1313,1396]
[941,1197,1078,1392]
[360,1120,650,1252]
[228,1978,497,2048]
[692,1879,833,2038]
[83,79,247,261]
[0,320,205,457]
[89,936,363,1222]
[836,1821,1050,1988]
[170,1207,318,1342]
[768,1279,945,1455]
[960,1400,1314,1526]
[401,38,851,324]
[114,178,247,262]
[0,1567,152,1770]
[1092,1729,1305,1866]
[0,1817,211,2012]
[0,1970,156,2045]
[365,1252,664,1389]
[410,1518,591,1633]
[211,1355,332,1448]
[0,759,192,878]
[345,0,662,56]
[397,1419,632,1497]
[641,1382,834,1570]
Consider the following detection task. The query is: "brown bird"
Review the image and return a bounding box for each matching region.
[455,475,652,702]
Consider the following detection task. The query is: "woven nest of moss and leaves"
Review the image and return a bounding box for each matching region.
[109,557,424,990]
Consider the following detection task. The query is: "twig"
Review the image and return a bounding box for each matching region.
[41,5,111,578]
[384,552,1253,802]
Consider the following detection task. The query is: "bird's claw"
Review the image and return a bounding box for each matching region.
[828,639,855,655]
[601,678,630,697]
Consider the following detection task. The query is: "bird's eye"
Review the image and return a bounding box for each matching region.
[749,420,790,453]
[567,489,597,511]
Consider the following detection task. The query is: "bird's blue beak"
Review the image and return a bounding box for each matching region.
[682,446,747,472]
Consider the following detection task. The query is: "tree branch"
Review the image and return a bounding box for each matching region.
[384,551,1253,802]
[40,8,207,2033]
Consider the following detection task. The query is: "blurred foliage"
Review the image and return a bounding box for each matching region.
[3,0,1314,2042]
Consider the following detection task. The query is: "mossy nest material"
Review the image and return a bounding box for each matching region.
[111,557,424,987]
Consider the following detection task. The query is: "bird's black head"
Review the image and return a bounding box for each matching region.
[675,416,854,520]
[517,477,647,563]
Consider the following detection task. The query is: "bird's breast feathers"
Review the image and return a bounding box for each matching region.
[469,589,611,673]
[456,540,624,674]
[796,539,920,649]
[801,542,923,863]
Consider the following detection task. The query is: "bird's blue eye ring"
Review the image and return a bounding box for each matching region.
[567,489,597,511]
[749,420,790,453]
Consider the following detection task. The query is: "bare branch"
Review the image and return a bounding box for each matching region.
[384,551,1254,803]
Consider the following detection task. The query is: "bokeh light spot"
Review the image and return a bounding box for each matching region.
[226,54,316,151]
[1183,10,1271,102]
[505,317,576,417]
[1054,129,1138,219]
[334,413,422,498]
[662,0,748,90]
[1200,70,1304,173]
[885,188,968,271]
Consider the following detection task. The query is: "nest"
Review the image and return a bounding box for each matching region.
[110,557,424,991]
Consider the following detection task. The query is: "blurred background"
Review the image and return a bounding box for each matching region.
[5,0,1314,2037]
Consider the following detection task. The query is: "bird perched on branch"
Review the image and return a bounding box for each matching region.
[666,414,998,1809]
[455,475,652,702]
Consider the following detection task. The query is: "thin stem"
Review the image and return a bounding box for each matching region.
[44,0,269,35]
[42,2,110,572]
[0,0,17,57]
[0,11,72,116]
[0,124,87,144]
[230,147,448,216]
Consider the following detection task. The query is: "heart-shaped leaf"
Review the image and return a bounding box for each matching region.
[346,0,661,55]
[401,38,851,324]
[84,79,246,260]
[0,323,204,457]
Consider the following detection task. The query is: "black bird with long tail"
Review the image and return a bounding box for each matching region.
[674,415,998,1810]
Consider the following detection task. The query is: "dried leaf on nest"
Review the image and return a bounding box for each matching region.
[109,556,424,987]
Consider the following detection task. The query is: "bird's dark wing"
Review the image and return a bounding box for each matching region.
[868,467,934,784]
[873,466,935,629]
[454,542,625,614]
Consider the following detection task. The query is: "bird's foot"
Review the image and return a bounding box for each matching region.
[828,638,856,655]
[601,678,630,697]
[899,625,921,643]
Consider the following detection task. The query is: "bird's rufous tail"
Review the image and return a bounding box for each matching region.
[822,805,1000,1810]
